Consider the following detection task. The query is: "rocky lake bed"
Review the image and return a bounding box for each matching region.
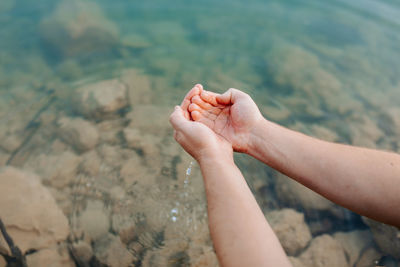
[0,0,400,266]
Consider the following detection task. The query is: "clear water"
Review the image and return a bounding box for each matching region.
[1,0,400,266]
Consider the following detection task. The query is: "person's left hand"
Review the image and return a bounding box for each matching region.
[169,88,233,163]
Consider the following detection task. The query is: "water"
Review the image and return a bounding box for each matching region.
[0,0,400,266]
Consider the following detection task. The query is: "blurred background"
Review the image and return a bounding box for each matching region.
[0,0,399,266]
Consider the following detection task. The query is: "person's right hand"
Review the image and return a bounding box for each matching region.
[187,87,264,153]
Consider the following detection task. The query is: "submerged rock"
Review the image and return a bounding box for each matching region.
[23,151,81,189]
[57,116,99,152]
[0,167,69,254]
[299,234,349,267]
[0,255,5,267]
[120,69,152,106]
[333,230,373,266]
[363,217,400,260]
[275,173,339,217]
[26,246,75,267]
[93,233,135,267]
[70,240,94,267]
[40,0,118,57]
[73,79,129,120]
[355,247,381,267]
[78,200,110,242]
[266,208,312,255]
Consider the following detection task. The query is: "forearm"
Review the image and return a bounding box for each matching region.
[198,155,291,267]
[249,119,400,226]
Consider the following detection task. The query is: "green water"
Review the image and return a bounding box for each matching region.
[1,0,400,266]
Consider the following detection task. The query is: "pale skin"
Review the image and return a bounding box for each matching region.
[169,84,400,267]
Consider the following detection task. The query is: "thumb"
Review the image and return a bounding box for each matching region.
[169,106,188,131]
[216,88,247,105]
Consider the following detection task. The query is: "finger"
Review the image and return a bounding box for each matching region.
[200,90,219,106]
[192,95,214,110]
[216,88,248,105]
[188,103,204,113]
[169,106,188,131]
[181,99,191,120]
[181,84,203,106]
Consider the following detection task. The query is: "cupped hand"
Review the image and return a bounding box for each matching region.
[169,105,233,163]
[186,86,264,153]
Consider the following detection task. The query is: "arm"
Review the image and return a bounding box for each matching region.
[198,155,291,267]
[189,86,400,227]
[249,119,400,227]
[169,99,291,267]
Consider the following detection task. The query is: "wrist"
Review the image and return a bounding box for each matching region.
[197,148,235,168]
[248,118,275,161]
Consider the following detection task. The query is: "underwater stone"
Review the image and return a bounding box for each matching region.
[120,69,152,107]
[70,240,93,266]
[78,200,110,242]
[58,117,99,152]
[73,79,129,120]
[266,208,312,256]
[0,167,69,254]
[355,247,381,267]
[93,233,135,267]
[0,255,5,267]
[333,230,373,266]
[26,246,75,267]
[288,256,306,267]
[39,0,118,57]
[362,217,400,260]
[299,234,349,267]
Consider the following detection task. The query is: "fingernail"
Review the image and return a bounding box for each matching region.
[175,105,179,110]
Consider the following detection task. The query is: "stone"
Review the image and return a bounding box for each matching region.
[73,79,129,120]
[78,200,110,242]
[40,0,118,57]
[26,246,75,267]
[70,240,93,266]
[121,34,152,49]
[23,151,81,188]
[111,214,136,244]
[190,248,219,267]
[275,173,337,215]
[119,155,153,187]
[0,255,5,267]
[355,247,381,267]
[93,233,135,267]
[289,256,307,267]
[363,217,400,259]
[120,69,152,106]
[80,150,101,176]
[310,125,340,142]
[299,234,349,267]
[126,105,172,135]
[266,208,312,255]
[0,167,69,254]
[123,128,161,164]
[333,230,373,266]
[57,116,99,152]
[0,150,9,166]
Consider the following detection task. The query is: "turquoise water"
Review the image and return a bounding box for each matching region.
[1,0,400,266]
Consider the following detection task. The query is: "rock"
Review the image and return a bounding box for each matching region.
[80,150,101,176]
[355,247,381,267]
[111,214,136,244]
[93,233,135,267]
[78,200,110,242]
[275,173,338,216]
[266,208,312,255]
[121,34,151,49]
[120,69,152,106]
[126,105,172,135]
[299,234,349,267]
[123,128,161,164]
[0,167,69,254]
[97,118,125,145]
[40,0,118,57]
[26,246,75,267]
[0,255,6,267]
[310,125,340,142]
[73,79,129,120]
[70,240,93,267]
[363,217,400,259]
[57,117,99,152]
[289,256,307,267]
[190,248,219,267]
[23,151,81,188]
[119,155,154,187]
[0,150,9,166]
[333,230,373,266]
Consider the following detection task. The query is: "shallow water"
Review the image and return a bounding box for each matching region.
[0,0,400,266]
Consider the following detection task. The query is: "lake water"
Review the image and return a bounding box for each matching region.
[0,0,399,266]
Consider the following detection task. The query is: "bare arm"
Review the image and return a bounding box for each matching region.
[169,95,291,267]
[249,118,400,227]
[189,86,400,227]
[198,155,291,267]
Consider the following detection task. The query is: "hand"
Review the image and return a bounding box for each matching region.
[186,86,264,153]
[169,105,233,163]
